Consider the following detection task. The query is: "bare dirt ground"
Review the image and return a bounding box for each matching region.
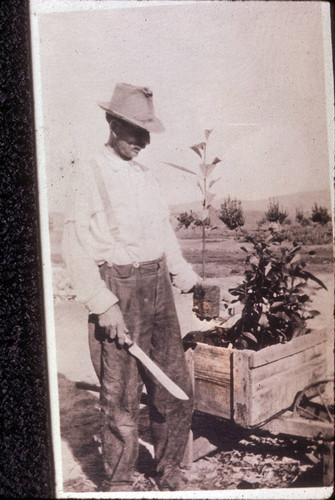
[51,238,334,495]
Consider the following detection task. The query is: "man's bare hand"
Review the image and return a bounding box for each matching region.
[98,303,128,347]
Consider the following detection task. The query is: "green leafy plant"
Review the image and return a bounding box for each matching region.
[219,196,245,230]
[163,129,222,277]
[224,230,327,350]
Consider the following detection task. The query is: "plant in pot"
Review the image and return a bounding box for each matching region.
[184,230,327,351]
[163,130,223,320]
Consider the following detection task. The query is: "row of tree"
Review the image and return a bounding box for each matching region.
[177,198,332,232]
[260,200,332,228]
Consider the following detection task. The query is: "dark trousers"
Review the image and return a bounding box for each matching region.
[88,257,193,486]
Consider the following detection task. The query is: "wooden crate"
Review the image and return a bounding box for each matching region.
[185,329,328,428]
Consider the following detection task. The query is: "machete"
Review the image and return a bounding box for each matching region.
[123,333,189,401]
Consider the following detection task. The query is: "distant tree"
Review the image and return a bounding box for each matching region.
[311,203,331,226]
[193,216,211,228]
[295,208,304,224]
[265,199,289,225]
[176,211,195,229]
[219,196,245,230]
[295,208,310,226]
[257,217,267,227]
[176,210,211,229]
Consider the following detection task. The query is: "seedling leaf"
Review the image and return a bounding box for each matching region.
[209,177,221,188]
[297,270,328,290]
[190,145,202,158]
[307,310,321,317]
[242,332,258,344]
[197,181,203,194]
[201,209,209,221]
[206,163,217,177]
[206,192,216,207]
[161,162,197,176]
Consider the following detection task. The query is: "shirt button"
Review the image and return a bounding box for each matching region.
[132,261,140,268]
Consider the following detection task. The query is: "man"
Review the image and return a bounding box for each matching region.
[62,83,200,492]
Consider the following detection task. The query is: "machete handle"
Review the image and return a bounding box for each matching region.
[123,333,134,347]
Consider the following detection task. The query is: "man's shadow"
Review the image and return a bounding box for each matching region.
[58,373,155,491]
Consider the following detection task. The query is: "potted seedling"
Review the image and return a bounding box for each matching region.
[163,130,222,318]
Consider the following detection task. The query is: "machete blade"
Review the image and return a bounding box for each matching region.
[124,334,189,401]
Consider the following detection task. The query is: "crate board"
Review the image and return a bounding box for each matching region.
[185,344,232,418]
[187,329,328,427]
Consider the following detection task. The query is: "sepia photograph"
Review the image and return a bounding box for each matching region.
[30,1,334,497]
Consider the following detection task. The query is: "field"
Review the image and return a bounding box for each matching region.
[178,235,333,279]
[50,226,334,494]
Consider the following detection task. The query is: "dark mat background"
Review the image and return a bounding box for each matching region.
[0,1,334,498]
[1,1,54,497]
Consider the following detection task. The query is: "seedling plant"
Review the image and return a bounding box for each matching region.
[163,129,222,278]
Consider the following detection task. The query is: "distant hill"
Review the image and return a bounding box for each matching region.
[49,188,332,238]
[239,189,332,217]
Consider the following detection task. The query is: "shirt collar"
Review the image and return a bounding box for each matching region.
[102,144,145,173]
[102,144,127,171]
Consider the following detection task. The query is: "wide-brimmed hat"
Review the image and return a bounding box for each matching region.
[98,83,164,133]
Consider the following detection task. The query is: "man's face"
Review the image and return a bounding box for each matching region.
[112,120,150,160]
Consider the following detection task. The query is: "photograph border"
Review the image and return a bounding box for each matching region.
[26,1,335,498]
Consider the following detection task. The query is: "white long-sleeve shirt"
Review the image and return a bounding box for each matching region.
[62,145,199,314]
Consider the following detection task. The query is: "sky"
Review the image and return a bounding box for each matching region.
[33,1,333,212]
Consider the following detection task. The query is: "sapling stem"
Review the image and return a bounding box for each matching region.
[202,142,207,278]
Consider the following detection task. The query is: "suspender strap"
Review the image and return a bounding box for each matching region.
[91,159,139,267]
[91,159,115,230]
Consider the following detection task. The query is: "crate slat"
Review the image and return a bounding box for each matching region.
[188,329,329,428]
[233,350,251,427]
[191,342,233,418]
[250,340,327,382]
[248,356,327,426]
[194,379,231,419]
[249,329,327,368]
